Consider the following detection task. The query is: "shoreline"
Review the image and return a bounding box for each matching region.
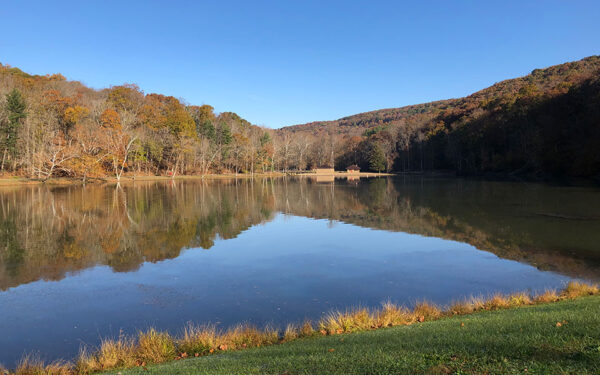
[1,170,597,188]
[3,281,598,374]
[0,172,393,187]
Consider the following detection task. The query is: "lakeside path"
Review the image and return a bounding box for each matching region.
[103,296,600,375]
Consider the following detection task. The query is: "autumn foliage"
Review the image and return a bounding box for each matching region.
[280,55,600,178]
[1,55,600,179]
[0,65,275,180]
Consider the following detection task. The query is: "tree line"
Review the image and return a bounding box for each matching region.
[1,55,599,180]
[0,65,278,181]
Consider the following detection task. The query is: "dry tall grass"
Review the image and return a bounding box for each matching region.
[137,329,176,364]
[413,301,442,321]
[7,281,599,375]
[177,324,217,356]
[299,320,315,337]
[376,301,412,327]
[533,289,559,303]
[283,324,299,342]
[319,308,376,334]
[562,281,599,299]
[13,355,70,375]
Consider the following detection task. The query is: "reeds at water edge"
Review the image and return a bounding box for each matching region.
[5,281,599,375]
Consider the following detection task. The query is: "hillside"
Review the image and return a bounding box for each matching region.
[282,99,456,136]
[283,56,600,135]
[0,64,274,180]
[1,56,599,180]
[277,56,600,179]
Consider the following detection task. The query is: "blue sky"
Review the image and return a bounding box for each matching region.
[1,1,598,128]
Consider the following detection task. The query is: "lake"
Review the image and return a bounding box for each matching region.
[1,176,599,366]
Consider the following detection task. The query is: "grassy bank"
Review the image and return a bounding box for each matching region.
[3,282,599,375]
[102,295,600,375]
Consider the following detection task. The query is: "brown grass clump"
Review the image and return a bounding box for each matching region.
[484,294,511,310]
[262,325,280,346]
[533,289,559,303]
[447,300,475,316]
[98,336,137,369]
[469,296,486,311]
[508,292,532,307]
[319,308,375,334]
[222,324,278,350]
[177,324,217,356]
[14,355,70,375]
[299,320,315,337]
[283,324,299,342]
[376,301,412,326]
[412,301,442,321]
[74,347,100,374]
[137,328,176,363]
[76,335,137,372]
[562,281,599,299]
[319,312,343,335]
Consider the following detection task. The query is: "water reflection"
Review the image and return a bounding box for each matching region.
[1,177,598,291]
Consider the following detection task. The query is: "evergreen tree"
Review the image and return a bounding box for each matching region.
[368,142,386,173]
[2,89,26,170]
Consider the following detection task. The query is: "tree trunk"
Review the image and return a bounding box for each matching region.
[1,149,6,171]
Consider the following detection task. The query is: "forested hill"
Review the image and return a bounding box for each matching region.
[1,56,599,180]
[0,64,275,179]
[282,98,456,136]
[279,55,600,179]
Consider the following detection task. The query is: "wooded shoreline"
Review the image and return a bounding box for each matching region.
[0,171,398,186]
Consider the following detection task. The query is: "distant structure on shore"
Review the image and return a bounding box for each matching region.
[313,167,335,175]
[346,165,360,173]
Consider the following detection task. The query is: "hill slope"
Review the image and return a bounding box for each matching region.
[278,56,600,179]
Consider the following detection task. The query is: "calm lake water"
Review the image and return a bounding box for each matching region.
[1,177,599,366]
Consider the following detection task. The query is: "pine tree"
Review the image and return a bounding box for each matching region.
[2,89,26,170]
[368,142,386,173]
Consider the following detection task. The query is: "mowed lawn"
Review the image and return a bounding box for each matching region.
[104,296,600,375]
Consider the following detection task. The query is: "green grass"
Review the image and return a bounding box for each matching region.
[102,296,600,375]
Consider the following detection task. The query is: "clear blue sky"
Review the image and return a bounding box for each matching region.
[1,1,598,128]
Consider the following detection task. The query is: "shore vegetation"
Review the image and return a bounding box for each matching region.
[2,281,598,375]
